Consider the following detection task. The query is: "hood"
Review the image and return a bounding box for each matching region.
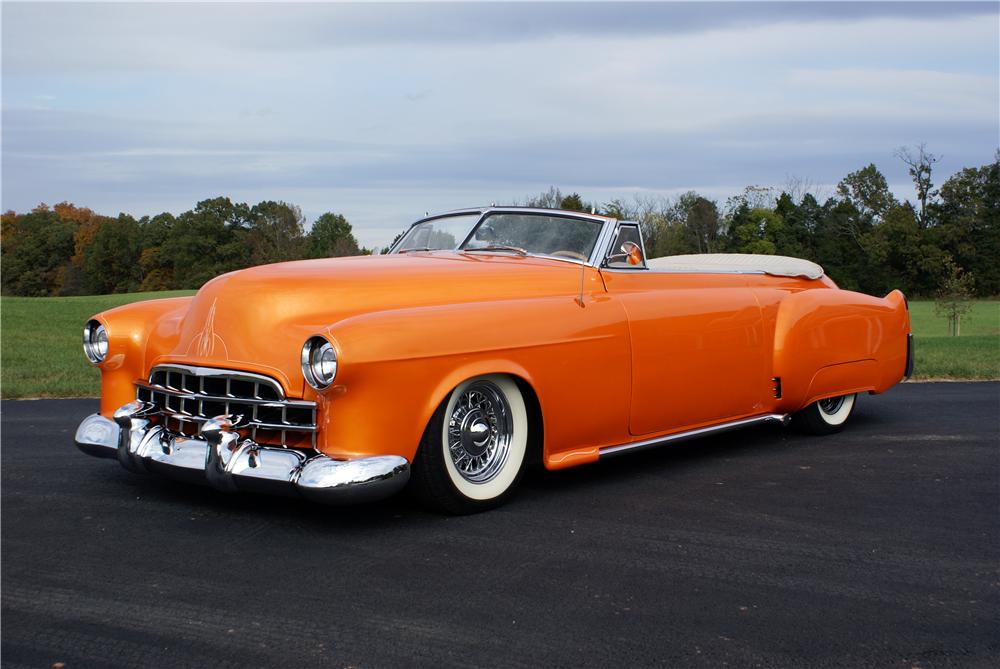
[147,252,590,392]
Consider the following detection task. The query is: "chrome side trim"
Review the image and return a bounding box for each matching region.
[599,413,790,459]
[600,267,767,275]
[74,407,410,505]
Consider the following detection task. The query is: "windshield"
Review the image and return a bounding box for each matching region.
[462,213,603,261]
[395,213,479,252]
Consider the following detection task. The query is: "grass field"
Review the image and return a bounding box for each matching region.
[906,300,999,379]
[1,291,194,398]
[1,293,997,398]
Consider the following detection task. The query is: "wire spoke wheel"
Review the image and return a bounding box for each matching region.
[818,395,846,416]
[410,374,529,513]
[446,381,513,483]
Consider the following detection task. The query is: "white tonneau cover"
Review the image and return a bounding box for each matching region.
[646,253,824,280]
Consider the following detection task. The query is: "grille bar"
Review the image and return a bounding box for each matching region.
[128,409,318,433]
[149,364,285,401]
[134,380,314,409]
[136,365,317,448]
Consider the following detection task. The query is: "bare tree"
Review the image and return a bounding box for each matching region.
[934,259,975,336]
[521,186,564,209]
[743,185,777,210]
[895,143,940,226]
[782,175,821,204]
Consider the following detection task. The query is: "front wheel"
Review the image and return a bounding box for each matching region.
[793,393,858,435]
[410,375,529,514]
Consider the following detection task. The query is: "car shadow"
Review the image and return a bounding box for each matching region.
[520,422,795,493]
[100,421,816,530]
[104,468,431,528]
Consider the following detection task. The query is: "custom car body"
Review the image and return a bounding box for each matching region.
[75,207,913,513]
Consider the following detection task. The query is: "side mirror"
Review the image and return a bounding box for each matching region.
[622,241,643,266]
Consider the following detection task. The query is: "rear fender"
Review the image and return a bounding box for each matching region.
[773,288,910,411]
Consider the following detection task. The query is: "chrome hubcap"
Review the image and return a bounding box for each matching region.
[818,396,845,415]
[447,381,512,483]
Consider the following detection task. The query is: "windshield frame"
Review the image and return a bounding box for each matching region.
[390,211,482,254]
[459,210,607,265]
[388,207,619,267]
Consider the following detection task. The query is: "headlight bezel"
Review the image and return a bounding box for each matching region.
[301,335,338,390]
[83,319,109,364]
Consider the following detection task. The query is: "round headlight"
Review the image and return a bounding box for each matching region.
[83,320,109,364]
[301,336,338,389]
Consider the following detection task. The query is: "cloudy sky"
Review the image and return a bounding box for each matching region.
[2,1,998,248]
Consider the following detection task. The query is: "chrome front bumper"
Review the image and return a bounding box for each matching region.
[74,402,410,504]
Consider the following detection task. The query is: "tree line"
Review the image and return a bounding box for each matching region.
[1,198,367,296]
[2,147,997,298]
[524,148,999,298]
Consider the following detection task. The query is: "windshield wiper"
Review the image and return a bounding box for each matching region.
[462,245,528,256]
[398,247,434,253]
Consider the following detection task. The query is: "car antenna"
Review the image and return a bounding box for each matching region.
[577,205,598,305]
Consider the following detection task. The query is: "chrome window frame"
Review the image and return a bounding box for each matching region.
[600,221,648,270]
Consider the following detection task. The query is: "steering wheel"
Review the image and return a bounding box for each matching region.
[549,250,588,261]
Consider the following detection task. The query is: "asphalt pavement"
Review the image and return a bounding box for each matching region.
[2,383,998,668]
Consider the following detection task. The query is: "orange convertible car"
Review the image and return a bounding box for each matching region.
[75,207,913,513]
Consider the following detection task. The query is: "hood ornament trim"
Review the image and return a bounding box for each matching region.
[188,299,229,360]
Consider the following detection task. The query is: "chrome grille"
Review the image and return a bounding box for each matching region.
[135,364,317,448]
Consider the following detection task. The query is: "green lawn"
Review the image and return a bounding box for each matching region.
[906,300,1000,337]
[907,300,1000,379]
[1,292,997,398]
[1,291,194,398]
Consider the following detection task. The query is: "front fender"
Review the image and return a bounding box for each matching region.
[312,295,631,464]
[92,297,193,416]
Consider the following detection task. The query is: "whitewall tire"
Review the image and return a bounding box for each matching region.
[794,393,858,435]
[410,375,529,513]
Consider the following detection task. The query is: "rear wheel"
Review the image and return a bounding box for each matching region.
[410,375,528,514]
[794,393,858,435]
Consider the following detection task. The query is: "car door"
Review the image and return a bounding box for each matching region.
[600,224,770,436]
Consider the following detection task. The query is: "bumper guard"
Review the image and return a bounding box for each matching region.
[74,402,410,504]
